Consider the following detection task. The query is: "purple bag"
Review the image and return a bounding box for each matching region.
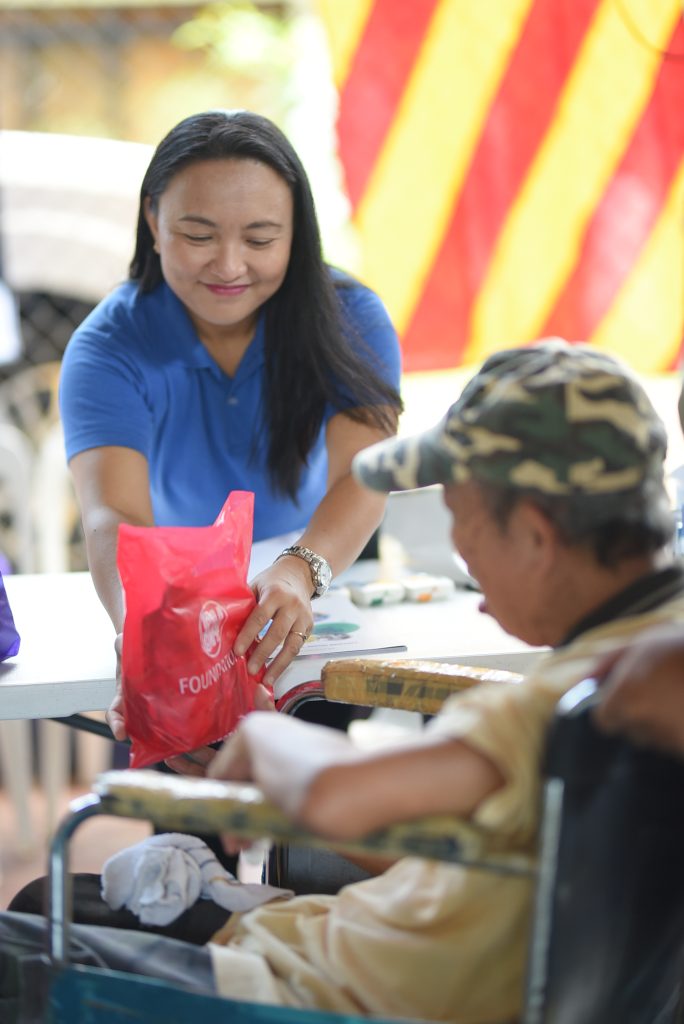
[0,571,20,660]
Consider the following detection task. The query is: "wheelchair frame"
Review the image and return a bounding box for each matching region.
[23,671,684,1023]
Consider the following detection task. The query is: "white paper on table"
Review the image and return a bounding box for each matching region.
[294,589,406,659]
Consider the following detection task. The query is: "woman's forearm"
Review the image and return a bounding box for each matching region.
[81,508,129,633]
[295,407,396,575]
[297,471,387,575]
[70,446,155,634]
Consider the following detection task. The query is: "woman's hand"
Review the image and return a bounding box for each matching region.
[234,557,315,686]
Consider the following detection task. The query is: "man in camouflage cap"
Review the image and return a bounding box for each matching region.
[189,338,680,1021]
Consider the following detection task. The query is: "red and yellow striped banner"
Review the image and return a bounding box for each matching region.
[317,0,684,374]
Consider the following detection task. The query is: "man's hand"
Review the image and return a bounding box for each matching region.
[165,685,276,777]
[207,712,356,818]
[593,627,684,757]
[106,633,128,741]
[233,559,314,686]
[164,745,218,777]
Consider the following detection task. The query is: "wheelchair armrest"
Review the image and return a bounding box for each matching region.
[90,769,534,876]
[322,658,523,715]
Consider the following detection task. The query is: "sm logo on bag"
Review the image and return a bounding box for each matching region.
[198,600,228,658]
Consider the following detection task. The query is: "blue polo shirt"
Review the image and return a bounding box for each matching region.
[59,277,401,541]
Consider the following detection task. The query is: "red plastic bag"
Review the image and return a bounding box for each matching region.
[117,491,262,768]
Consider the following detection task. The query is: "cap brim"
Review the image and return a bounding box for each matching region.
[352,423,457,493]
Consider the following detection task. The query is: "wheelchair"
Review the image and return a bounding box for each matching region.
[13,663,684,1023]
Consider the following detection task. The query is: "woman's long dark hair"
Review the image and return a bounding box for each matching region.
[130,110,402,499]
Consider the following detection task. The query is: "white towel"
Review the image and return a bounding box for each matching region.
[101,833,293,926]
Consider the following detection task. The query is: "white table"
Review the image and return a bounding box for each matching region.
[0,571,544,722]
[0,572,117,720]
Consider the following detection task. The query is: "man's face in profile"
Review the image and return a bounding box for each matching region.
[443,481,548,646]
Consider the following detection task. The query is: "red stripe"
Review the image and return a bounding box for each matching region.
[337,0,439,209]
[541,18,684,368]
[401,0,602,372]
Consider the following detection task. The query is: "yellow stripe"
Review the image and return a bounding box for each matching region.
[354,0,534,335]
[590,157,684,373]
[465,0,681,364]
[314,0,375,88]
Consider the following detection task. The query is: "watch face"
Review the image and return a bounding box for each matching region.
[315,560,333,589]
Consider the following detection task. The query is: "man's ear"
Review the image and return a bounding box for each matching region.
[510,499,560,572]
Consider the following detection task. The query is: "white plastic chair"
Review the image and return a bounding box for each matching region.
[0,364,107,837]
[33,421,111,818]
[0,367,70,839]
[0,421,36,853]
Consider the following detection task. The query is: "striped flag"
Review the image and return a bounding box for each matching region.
[317,0,684,374]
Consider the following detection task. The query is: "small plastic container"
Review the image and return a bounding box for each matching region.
[401,574,455,603]
[347,580,406,607]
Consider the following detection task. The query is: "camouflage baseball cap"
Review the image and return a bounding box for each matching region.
[353,340,670,531]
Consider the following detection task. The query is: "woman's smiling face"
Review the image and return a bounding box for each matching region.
[144,157,294,342]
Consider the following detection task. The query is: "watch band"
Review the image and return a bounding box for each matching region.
[277,545,333,598]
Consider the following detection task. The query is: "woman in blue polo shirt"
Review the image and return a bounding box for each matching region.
[59,110,402,738]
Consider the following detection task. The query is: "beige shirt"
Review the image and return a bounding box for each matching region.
[210,592,684,1021]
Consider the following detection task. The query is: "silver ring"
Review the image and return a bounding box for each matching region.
[291,630,309,641]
